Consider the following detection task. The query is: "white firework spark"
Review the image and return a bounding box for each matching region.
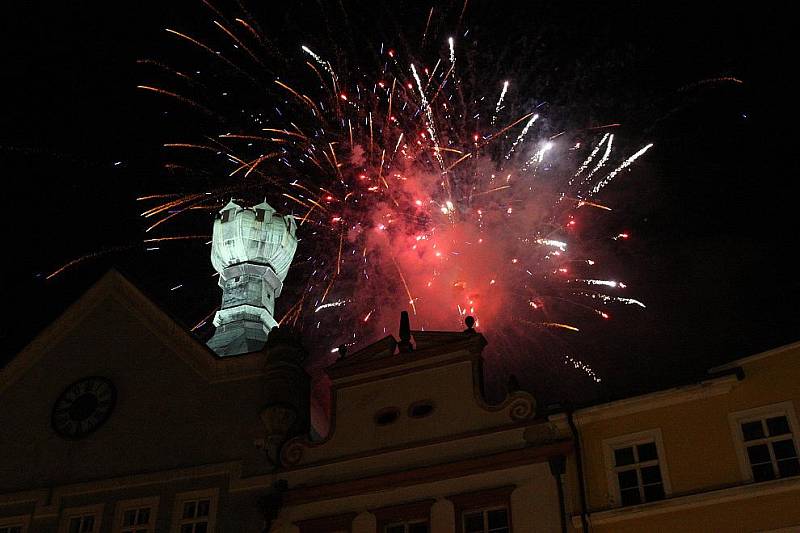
[590,143,654,196]
[492,80,509,126]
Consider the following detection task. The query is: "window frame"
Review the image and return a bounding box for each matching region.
[372,499,435,533]
[58,504,104,533]
[382,519,429,533]
[171,488,218,533]
[449,486,515,533]
[113,496,159,533]
[729,401,800,483]
[602,428,672,507]
[0,514,31,533]
[295,512,357,533]
[460,506,511,533]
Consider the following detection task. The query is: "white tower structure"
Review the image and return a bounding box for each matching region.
[207,200,298,356]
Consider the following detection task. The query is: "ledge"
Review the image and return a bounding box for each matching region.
[283,440,572,505]
[571,476,800,527]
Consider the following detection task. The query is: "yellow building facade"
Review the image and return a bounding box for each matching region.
[556,341,800,532]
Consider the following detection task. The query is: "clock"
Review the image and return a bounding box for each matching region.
[51,377,116,439]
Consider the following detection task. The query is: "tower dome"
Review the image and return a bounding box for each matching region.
[207,200,298,356]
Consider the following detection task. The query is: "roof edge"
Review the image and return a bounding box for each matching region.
[708,339,800,373]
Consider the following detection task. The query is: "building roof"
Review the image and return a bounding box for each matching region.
[708,340,800,373]
[0,269,270,395]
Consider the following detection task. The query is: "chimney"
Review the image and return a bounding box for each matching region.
[398,310,413,352]
[206,200,298,356]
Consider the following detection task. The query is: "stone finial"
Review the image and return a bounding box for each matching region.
[398,311,413,352]
[464,315,476,333]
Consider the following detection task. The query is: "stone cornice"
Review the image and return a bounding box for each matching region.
[549,373,740,426]
[571,476,800,527]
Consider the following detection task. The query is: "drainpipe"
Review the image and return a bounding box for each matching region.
[259,479,287,533]
[567,409,590,531]
[548,455,568,533]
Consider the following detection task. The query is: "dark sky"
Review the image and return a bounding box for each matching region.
[1,1,795,402]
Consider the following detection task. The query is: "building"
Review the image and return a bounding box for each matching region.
[0,270,571,533]
[557,341,800,531]
[2,203,799,532]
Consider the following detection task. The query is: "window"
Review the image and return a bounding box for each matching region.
[59,505,103,533]
[612,441,665,505]
[731,402,800,483]
[603,429,671,507]
[0,516,30,533]
[462,508,509,533]
[114,497,159,533]
[372,500,434,533]
[68,516,96,533]
[172,489,218,533]
[449,486,514,533]
[384,521,428,533]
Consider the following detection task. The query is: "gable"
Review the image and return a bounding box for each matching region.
[282,332,536,468]
[0,270,270,492]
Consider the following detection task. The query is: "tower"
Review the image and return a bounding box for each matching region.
[206,200,298,356]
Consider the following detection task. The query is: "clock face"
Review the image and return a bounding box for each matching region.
[51,377,116,439]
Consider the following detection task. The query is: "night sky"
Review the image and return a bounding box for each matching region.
[2,1,795,404]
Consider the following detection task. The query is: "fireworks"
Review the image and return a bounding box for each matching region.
[564,355,602,383]
[51,2,658,389]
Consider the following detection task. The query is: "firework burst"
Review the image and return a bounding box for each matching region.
[54,2,656,392]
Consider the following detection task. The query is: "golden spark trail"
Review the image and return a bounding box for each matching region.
[576,199,612,211]
[348,119,353,150]
[137,86,216,117]
[242,152,281,177]
[136,193,182,201]
[234,18,262,43]
[142,235,210,243]
[191,306,219,331]
[421,6,434,46]
[282,193,312,209]
[299,204,316,226]
[386,79,395,131]
[273,80,318,112]
[471,185,511,198]
[219,134,289,144]
[392,257,417,315]
[337,229,344,275]
[212,20,263,67]
[541,322,580,332]
[164,28,250,80]
[162,143,218,151]
[446,152,472,172]
[319,274,337,304]
[261,128,308,141]
[141,194,206,218]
